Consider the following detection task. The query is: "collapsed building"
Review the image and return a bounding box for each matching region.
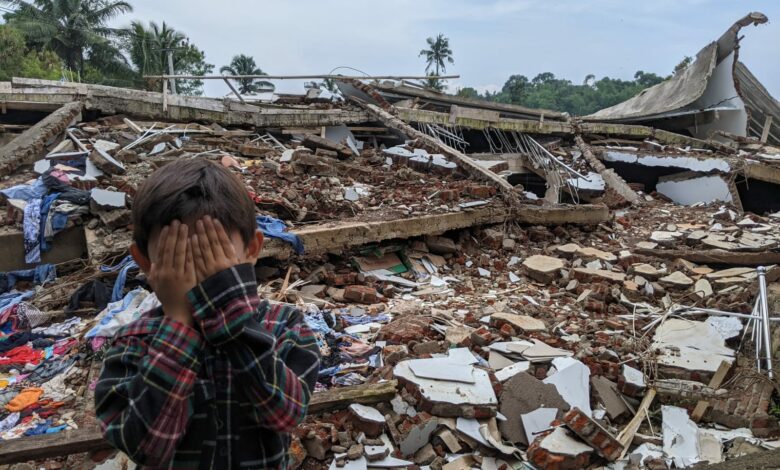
[0,10,779,470]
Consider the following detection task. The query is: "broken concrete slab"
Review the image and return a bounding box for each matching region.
[543,358,592,416]
[522,255,565,283]
[572,267,626,283]
[89,188,126,211]
[577,246,617,262]
[521,408,558,446]
[349,404,385,438]
[659,271,695,287]
[652,318,735,375]
[695,278,714,298]
[489,312,547,333]
[591,376,630,420]
[498,372,569,446]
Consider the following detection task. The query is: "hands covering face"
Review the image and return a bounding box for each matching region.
[148,216,240,327]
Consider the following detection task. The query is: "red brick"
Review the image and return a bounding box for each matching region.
[344,285,381,304]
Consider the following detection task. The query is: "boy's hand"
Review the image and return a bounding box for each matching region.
[148,221,196,327]
[191,215,240,282]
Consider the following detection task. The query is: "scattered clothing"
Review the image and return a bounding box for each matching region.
[86,288,159,339]
[0,412,20,432]
[0,332,48,353]
[256,215,305,254]
[0,264,56,294]
[100,256,139,302]
[11,302,52,330]
[33,317,83,337]
[66,280,111,313]
[0,345,43,367]
[5,387,44,412]
[0,179,47,202]
[23,198,42,264]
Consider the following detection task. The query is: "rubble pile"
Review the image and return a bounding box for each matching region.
[1,61,780,468]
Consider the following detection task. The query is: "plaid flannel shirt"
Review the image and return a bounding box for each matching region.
[95,264,320,469]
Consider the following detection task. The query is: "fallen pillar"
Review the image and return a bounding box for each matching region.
[575,135,641,205]
[352,100,519,201]
[0,101,83,177]
[309,380,397,414]
[634,247,780,266]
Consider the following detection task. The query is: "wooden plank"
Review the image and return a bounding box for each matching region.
[616,389,656,460]
[634,247,780,266]
[692,361,731,422]
[309,380,397,414]
[0,428,112,465]
[761,115,774,144]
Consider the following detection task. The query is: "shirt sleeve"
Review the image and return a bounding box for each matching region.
[188,264,321,431]
[94,315,204,467]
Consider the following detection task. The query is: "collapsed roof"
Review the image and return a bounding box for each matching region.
[585,12,779,146]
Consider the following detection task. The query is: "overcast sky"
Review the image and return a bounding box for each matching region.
[114,0,779,99]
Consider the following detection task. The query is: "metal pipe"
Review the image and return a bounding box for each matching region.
[758,266,774,379]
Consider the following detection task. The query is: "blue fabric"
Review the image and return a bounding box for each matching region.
[256,215,304,254]
[0,264,56,294]
[23,198,42,264]
[341,313,391,325]
[0,290,34,314]
[38,193,60,255]
[100,256,139,302]
[84,288,143,339]
[45,424,68,434]
[0,179,47,202]
[23,420,51,436]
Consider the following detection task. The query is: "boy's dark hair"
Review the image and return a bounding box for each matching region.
[132,158,256,256]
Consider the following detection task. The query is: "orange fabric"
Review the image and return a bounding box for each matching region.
[4,387,44,412]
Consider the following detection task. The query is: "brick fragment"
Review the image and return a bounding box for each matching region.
[562,407,624,461]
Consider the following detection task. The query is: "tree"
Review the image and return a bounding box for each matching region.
[418,33,454,91]
[2,0,132,77]
[123,21,214,95]
[0,24,61,81]
[219,54,274,95]
[456,86,480,99]
[673,56,692,75]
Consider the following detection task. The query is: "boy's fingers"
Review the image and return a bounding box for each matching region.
[213,219,237,261]
[185,240,195,281]
[173,223,188,272]
[191,234,207,280]
[196,220,216,266]
[162,221,180,266]
[156,226,170,266]
[203,216,226,259]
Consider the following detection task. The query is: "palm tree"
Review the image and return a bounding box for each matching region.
[418,33,453,90]
[125,20,185,77]
[2,0,132,77]
[220,54,274,95]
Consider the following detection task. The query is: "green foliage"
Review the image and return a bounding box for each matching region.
[0,24,61,81]
[475,70,667,116]
[674,56,693,75]
[419,33,454,91]
[456,87,480,99]
[3,0,132,76]
[220,54,273,95]
[123,21,213,95]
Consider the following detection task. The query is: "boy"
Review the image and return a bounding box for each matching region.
[95,159,320,469]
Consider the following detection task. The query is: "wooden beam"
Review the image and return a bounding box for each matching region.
[692,361,731,422]
[761,115,774,144]
[0,428,112,465]
[616,389,656,460]
[309,380,397,414]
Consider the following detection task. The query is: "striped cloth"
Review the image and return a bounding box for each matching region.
[95,264,320,469]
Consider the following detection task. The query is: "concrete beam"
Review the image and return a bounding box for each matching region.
[262,203,610,259]
[743,162,780,186]
[397,107,573,134]
[1,78,370,128]
[0,101,83,176]
[575,135,641,205]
